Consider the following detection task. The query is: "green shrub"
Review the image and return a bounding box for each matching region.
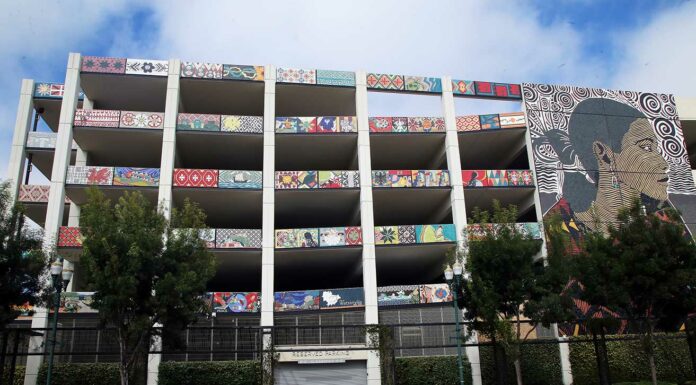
[395,355,472,385]
[158,360,261,385]
[613,382,677,385]
[479,343,564,385]
[1,365,25,385]
[569,335,695,385]
[37,363,120,385]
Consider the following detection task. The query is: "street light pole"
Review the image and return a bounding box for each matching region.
[445,262,465,385]
[46,259,73,385]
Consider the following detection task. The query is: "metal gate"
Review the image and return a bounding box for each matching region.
[275,361,367,385]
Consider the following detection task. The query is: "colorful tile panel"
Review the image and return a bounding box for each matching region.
[215,229,262,248]
[125,58,168,76]
[456,115,482,132]
[218,170,262,189]
[319,227,347,247]
[467,223,542,240]
[276,67,316,84]
[415,224,456,243]
[212,292,260,313]
[316,69,355,87]
[486,170,508,186]
[452,80,475,96]
[377,285,421,306]
[222,64,264,81]
[404,76,442,93]
[320,287,364,309]
[58,226,82,247]
[366,73,405,90]
[374,226,399,245]
[317,171,360,188]
[411,170,450,187]
[199,229,216,248]
[180,62,223,79]
[392,117,408,132]
[397,225,416,244]
[81,56,126,74]
[474,81,495,97]
[113,167,160,187]
[407,117,446,132]
[275,117,317,133]
[173,169,218,188]
[479,114,501,129]
[74,109,120,127]
[492,83,522,99]
[274,290,321,311]
[507,170,535,186]
[316,116,339,133]
[221,115,263,133]
[275,228,319,248]
[338,116,358,133]
[461,170,534,187]
[119,111,164,129]
[34,83,65,99]
[60,292,96,313]
[344,226,363,246]
[420,284,453,303]
[275,171,318,189]
[368,117,393,133]
[26,132,57,148]
[66,166,113,185]
[498,112,526,128]
[18,185,49,203]
[177,113,221,131]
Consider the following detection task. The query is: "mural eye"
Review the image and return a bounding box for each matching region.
[641,144,652,152]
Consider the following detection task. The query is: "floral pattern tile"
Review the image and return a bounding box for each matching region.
[81,56,126,74]
[119,111,164,129]
[173,169,218,188]
[452,80,475,96]
[366,73,405,90]
[221,115,263,133]
[276,67,316,84]
[177,113,221,131]
[456,115,482,132]
[74,109,120,127]
[181,62,223,79]
[125,58,168,76]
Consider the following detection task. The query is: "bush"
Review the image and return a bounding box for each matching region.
[479,343,564,385]
[395,356,472,385]
[613,382,677,385]
[569,335,695,385]
[158,360,261,385]
[37,363,120,385]
[1,365,25,385]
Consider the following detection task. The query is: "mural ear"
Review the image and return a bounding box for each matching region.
[592,141,614,166]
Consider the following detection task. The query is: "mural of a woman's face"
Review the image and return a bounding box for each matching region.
[609,118,670,201]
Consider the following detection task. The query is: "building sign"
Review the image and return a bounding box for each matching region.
[278,346,368,363]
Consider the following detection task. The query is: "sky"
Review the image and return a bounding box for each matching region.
[1,0,696,182]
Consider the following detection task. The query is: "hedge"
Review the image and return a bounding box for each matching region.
[396,356,473,385]
[479,343,564,385]
[158,360,261,385]
[37,363,120,385]
[1,365,25,385]
[569,335,695,385]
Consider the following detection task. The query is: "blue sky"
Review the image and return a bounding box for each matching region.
[1,0,695,181]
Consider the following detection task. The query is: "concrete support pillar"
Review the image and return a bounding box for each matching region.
[441,76,482,385]
[24,52,81,385]
[6,79,34,204]
[355,71,382,385]
[260,65,276,332]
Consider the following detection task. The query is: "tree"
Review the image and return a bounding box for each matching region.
[0,182,46,328]
[574,199,696,385]
[79,188,215,385]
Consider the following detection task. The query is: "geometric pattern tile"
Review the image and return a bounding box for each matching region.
[498,112,526,128]
[492,83,522,99]
[74,109,120,127]
[222,64,264,81]
[221,115,263,133]
[18,185,70,203]
[215,229,262,248]
[113,167,160,187]
[26,132,57,149]
[276,67,316,84]
[451,80,475,96]
[456,115,482,132]
[507,170,535,186]
[173,169,218,188]
[474,81,495,97]
[479,114,501,130]
[316,117,339,133]
[369,117,393,133]
[392,117,408,132]
[81,56,126,74]
[366,73,405,90]
[34,83,66,99]
[275,171,318,189]
[344,226,362,246]
[180,62,223,79]
[58,226,82,247]
[125,58,168,76]
[66,166,113,185]
[316,69,355,87]
[407,117,446,133]
[275,117,317,133]
[397,225,416,244]
[404,76,442,93]
[374,226,399,245]
[338,116,358,133]
[218,170,262,189]
[177,113,221,131]
[119,111,164,129]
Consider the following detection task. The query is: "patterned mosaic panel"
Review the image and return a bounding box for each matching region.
[420,283,453,303]
[215,229,262,248]
[221,115,263,133]
[275,171,318,189]
[456,115,482,132]
[274,290,321,311]
[474,81,522,99]
[18,185,70,203]
[222,64,264,81]
[506,170,535,186]
[275,228,319,248]
[486,170,508,186]
[34,83,65,99]
[374,226,399,245]
[60,292,96,313]
[320,287,364,309]
[338,116,358,133]
[26,132,56,148]
[319,227,347,247]
[316,116,341,133]
[452,80,475,96]
[180,62,223,79]
[218,170,262,189]
[479,114,501,130]
[467,223,542,240]
[407,117,446,133]
[369,117,392,133]
[415,224,456,243]
[212,292,260,313]
[392,117,408,132]
[411,170,450,187]
[498,112,526,128]
[275,117,317,133]
[317,171,360,188]
[125,58,168,76]
[397,225,416,244]
[66,166,113,185]
[377,285,421,306]
[119,111,164,129]
[81,56,126,74]
[461,170,534,187]
[366,73,405,90]
[177,113,221,132]
[113,167,160,187]
[199,229,216,248]
[74,109,120,127]
[316,69,355,87]
[371,170,413,188]
[173,169,218,188]
[404,76,442,93]
[58,226,82,247]
[344,226,362,246]
[276,67,316,84]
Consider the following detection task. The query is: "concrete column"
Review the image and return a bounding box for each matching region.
[6,79,34,204]
[355,71,382,385]
[441,76,482,385]
[260,65,276,329]
[24,53,81,385]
